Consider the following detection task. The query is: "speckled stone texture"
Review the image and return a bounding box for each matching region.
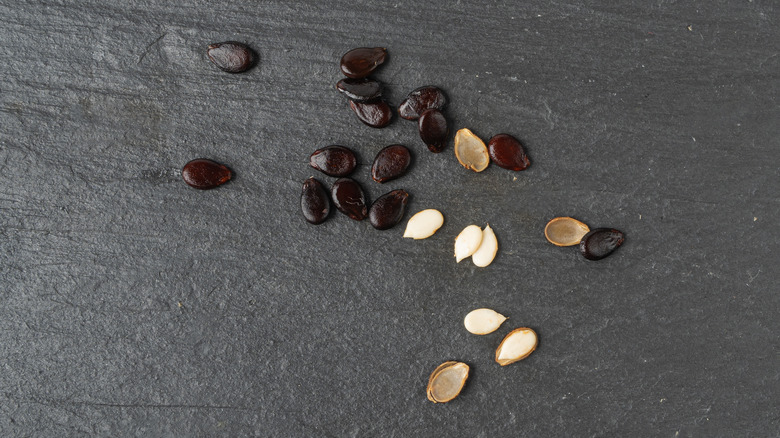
[1,0,778,436]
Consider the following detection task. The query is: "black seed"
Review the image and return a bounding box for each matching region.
[371,145,411,183]
[309,146,357,177]
[580,228,625,260]
[488,134,530,171]
[349,100,392,128]
[398,86,447,120]
[207,42,256,73]
[181,159,232,189]
[369,189,409,230]
[340,47,387,79]
[301,177,330,224]
[418,109,448,153]
[331,178,368,220]
[336,78,383,102]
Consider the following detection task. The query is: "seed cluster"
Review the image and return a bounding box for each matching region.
[181,42,628,406]
[300,49,416,230]
[545,217,625,260]
[427,309,539,403]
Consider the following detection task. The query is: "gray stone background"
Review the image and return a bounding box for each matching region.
[1,0,778,436]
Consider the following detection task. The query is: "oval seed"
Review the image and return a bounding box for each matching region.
[398,86,447,120]
[309,145,357,177]
[403,209,444,239]
[331,178,368,221]
[340,47,387,79]
[371,145,411,183]
[369,189,409,230]
[418,109,448,153]
[463,308,507,335]
[426,361,469,403]
[580,228,625,260]
[471,225,498,267]
[454,225,483,263]
[495,328,538,366]
[544,217,590,247]
[488,134,530,171]
[349,100,392,128]
[336,78,383,102]
[454,128,489,172]
[300,177,330,225]
[181,159,232,189]
[207,42,256,73]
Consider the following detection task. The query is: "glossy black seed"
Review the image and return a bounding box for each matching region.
[336,78,383,102]
[301,177,330,225]
[341,47,387,79]
[181,159,232,189]
[207,42,256,73]
[418,108,448,153]
[398,86,447,120]
[369,189,409,230]
[331,178,368,221]
[371,145,411,183]
[340,47,387,79]
[309,146,357,177]
[580,228,625,260]
[488,134,530,171]
[349,100,392,128]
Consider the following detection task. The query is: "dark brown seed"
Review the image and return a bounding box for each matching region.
[418,108,448,153]
[207,42,256,73]
[336,78,383,102]
[301,178,330,225]
[398,86,447,120]
[181,159,231,189]
[487,134,530,171]
[580,228,625,260]
[369,189,409,230]
[340,47,387,79]
[349,100,392,128]
[371,145,411,183]
[309,146,357,177]
[331,178,368,221]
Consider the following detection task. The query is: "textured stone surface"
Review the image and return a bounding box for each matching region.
[1,0,778,436]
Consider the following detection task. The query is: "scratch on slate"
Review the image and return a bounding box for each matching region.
[746,268,761,286]
[66,400,253,411]
[138,32,168,64]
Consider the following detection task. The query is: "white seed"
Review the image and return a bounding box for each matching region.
[403,209,444,239]
[495,328,538,366]
[471,224,498,267]
[454,128,489,172]
[426,361,470,403]
[454,225,483,262]
[464,308,507,335]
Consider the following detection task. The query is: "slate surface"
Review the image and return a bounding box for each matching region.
[1,1,778,436]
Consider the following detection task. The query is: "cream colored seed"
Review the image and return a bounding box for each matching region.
[495,328,538,366]
[471,224,498,267]
[544,217,590,247]
[454,128,489,172]
[464,308,507,335]
[403,209,444,239]
[426,361,470,403]
[454,225,483,262]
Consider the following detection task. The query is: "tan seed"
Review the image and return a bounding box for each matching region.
[464,308,507,335]
[454,225,483,262]
[544,217,590,247]
[403,209,444,239]
[472,224,498,267]
[454,128,489,172]
[495,328,538,366]
[426,361,470,403]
